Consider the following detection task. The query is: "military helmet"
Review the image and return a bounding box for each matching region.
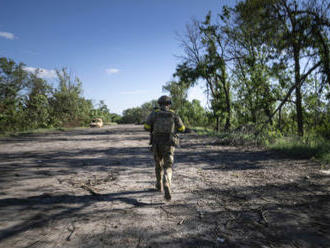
[157,95,172,105]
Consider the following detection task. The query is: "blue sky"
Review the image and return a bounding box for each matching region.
[0,0,235,114]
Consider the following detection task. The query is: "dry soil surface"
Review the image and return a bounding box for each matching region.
[0,124,329,248]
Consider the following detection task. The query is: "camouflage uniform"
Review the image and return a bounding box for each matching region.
[149,106,159,145]
[144,96,185,200]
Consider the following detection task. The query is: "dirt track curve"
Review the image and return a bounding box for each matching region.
[0,124,329,248]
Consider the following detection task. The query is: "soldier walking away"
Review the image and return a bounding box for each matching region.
[144,95,185,200]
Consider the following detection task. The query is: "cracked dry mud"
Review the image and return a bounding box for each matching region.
[0,124,329,248]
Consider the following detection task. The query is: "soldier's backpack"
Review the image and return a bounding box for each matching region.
[152,111,179,146]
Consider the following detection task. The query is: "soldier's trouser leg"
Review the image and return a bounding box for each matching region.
[153,145,163,191]
[161,145,175,200]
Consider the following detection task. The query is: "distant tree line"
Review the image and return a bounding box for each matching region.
[119,98,209,128]
[163,0,329,138]
[0,56,209,132]
[0,57,115,133]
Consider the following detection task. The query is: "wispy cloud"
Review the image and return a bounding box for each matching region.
[120,90,149,95]
[23,66,57,79]
[105,68,120,75]
[0,31,17,40]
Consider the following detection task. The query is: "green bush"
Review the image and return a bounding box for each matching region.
[268,135,330,164]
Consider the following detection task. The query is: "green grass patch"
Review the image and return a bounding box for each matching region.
[192,127,217,136]
[267,136,330,164]
[191,126,330,165]
[191,127,262,146]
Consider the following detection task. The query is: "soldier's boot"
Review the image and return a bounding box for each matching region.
[164,183,171,201]
[163,168,172,201]
[155,181,162,192]
[155,164,163,192]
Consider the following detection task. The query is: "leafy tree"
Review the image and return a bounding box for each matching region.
[24,71,52,128]
[181,99,208,127]
[0,58,111,131]
[162,80,208,127]
[235,0,328,136]
[49,68,91,127]
[120,100,156,124]
[174,17,232,131]
[90,100,112,124]
[0,57,30,131]
[169,0,329,139]
[110,113,122,123]
[120,107,144,124]
[199,12,232,130]
[162,80,188,115]
[228,22,276,125]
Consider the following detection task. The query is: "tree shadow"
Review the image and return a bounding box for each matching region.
[58,176,330,248]
[0,189,163,242]
[175,176,330,248]
[175,148,275,171]
[76,227,217,248]
[0,145,154,187]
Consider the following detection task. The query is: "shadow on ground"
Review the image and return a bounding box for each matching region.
[0,126,329,247]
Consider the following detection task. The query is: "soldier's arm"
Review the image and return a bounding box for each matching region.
[175,114,185,133]
[144,112,154,131]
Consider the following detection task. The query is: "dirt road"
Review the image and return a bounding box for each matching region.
[0,124,329,248]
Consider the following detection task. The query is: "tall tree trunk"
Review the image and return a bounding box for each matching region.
[265,106,273,125]
[216,116,220,132]
[251,109,257,123]
[294,45,304,136]
[278,106,282,131]
[224,103,231,131]
[295,85,303,136]
[220,74,231,131]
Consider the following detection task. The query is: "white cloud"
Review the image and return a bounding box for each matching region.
[23,66,57,79]
[0,31,16,40]
[105,68,120,74]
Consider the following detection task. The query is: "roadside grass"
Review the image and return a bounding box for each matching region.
[191,126,262,146]
[268,136,330,165]
[0,122,119,138]
[191,126,330,165]
[0,127,71,137]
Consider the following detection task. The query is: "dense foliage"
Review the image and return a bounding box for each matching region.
[119,101,157,124]
[164,0,329,139]
[0,58,114,133]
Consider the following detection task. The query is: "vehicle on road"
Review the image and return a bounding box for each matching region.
[90,118,103,128]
